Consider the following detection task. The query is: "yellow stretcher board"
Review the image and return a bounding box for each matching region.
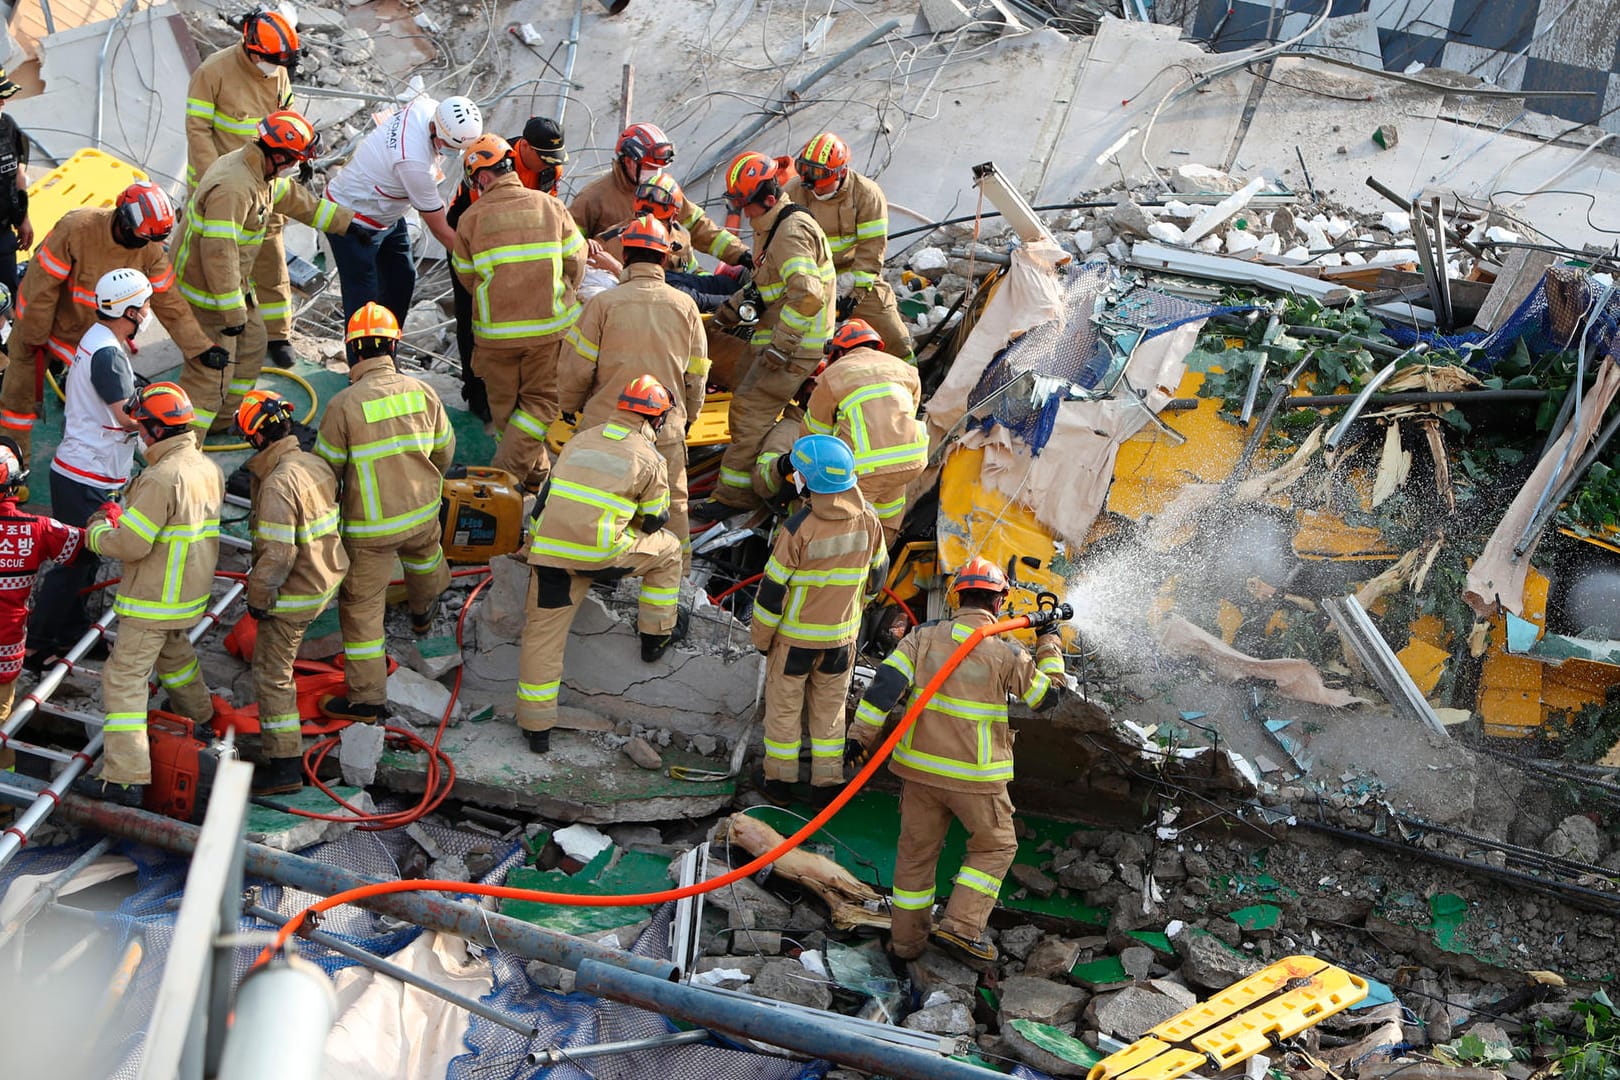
[545,393,738,456]
[21,149,149,261]
[1089,955,1368,1080]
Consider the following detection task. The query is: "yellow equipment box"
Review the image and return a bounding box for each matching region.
[21,148,149,261]
[441,467,525,563]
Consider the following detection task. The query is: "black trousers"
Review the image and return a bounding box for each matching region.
[29,469,115,652]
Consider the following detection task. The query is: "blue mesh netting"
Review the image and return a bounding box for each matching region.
[1380,266,1620,369]
[965,259,1250,452]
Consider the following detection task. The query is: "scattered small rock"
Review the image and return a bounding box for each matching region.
[902,1001,975,1035]
[623,736,663,770]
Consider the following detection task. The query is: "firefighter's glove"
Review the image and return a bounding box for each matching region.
[97,501,122,527]
[638,509,670,535]
[844,738,869,767]
[221,324,245,338]
[297,161,315,185]
[196,346,231,371]
[735,250,755,272]
[835,293,859,321]
[247,604,272,622]
[774,453,795,481]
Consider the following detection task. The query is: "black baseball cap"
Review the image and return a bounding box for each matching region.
[521,116,567,165]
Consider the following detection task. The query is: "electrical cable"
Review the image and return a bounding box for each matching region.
[254,612,1047,964]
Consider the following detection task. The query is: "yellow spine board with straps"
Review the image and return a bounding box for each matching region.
[1088,955,1368,1080]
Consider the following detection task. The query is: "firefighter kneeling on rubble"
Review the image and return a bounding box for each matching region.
[316,302,455,724]
[849,558,1067,967]
[518,376,685,754]
[750,434,886,805]
[235,390,349,796]
[83,382,224,805]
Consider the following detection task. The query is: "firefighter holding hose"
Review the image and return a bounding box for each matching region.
[849,557,1068,967]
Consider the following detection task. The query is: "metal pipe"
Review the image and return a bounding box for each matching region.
[1286,388,1548,408]
[215,957,337,1080]
[575,959,996,1080]
[527,1028,713,1066]
[688,20,902,184]
[1516,393,1620,555]
[1237,348,1317,476]
[1324,348,1425,452]
[1276,325,1406,358]
[0,837,113,951]
[14,782,677,980]
[93,0,142,150]
[245,903,538,1039]
[554,0,584,125]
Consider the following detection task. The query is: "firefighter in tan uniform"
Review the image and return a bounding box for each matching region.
[315,303,455,724]
[570,122,748,267]
[83,383,224,802]
[694,151,836,519]
[750,435,886,803]
[0,183,223,464]
[234,389,349,796]
[174,109,357,433]
[558,216,707,567]
[787,132,913,360]
[850,558,1066,966]
[451,135,585,491]
[518,377,684,754]
[185,10,302,367]
[803,319,927,545]
[753,403,807,511]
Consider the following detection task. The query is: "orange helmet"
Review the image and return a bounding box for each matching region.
[257,110,320,161]
[724,151,782,214]
[126,381,196,429]
[618,375,674,419]
[242,9,300,68]
[633,172,682,223]
[952,556,1008,596]
[828,318,882,358]
[615,122,674,171]
[620,215,671,257]
[234,388,296,439]
[796,132,849,199]
[114,181,176,243]
[346,301,401,346]
[463,133,514,178]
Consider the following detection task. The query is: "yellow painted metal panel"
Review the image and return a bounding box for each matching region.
[1396,639,1449,696]
[1107,370,1247,522]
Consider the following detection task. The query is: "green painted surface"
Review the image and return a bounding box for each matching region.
[244,783,366,836]
[1126,929,1176,955]
[1426,892,1469,952]
[1070,954,1130,988]
[498,846,672,935]
[747,790,1104,924]
[1229,903,1282,931]
[1007,1019,1105,1067]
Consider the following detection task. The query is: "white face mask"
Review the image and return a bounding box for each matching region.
[812,183,841,202]
[636,163,664,183]
[256,59,281,77]
[137,308,154,334]
[792,473,805,494]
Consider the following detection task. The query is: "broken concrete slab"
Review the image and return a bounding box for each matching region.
[244,785,374,851]
[902,1000,974,1035]
[403,635,462,680]
[999,923,1043,961]
[386,666,463,728]
[1090,983,1189,1039]
[338,722,386,787]
[906,948,981,1001]
[1174,929,1262,989]
[376,716,733,824]
[1002,1018,1101,1077]
[749,957,833,1011]
[1023,935,1082,980]
[998,974,1087,1028]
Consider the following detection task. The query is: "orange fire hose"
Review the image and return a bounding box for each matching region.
[256,612,1042,964]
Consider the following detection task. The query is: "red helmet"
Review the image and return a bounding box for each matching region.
[616,122,674,171]
[952,556,1008,596]
[724,151,781,214]
[796,132,849,199]
[257,110,321,161]
[114,181,176,243]
[828,318,882,358]
[618,375,674,419]
[242,9,300,68]
[126,381,196,429]
[620,214,671,256]
[634,172,682,223]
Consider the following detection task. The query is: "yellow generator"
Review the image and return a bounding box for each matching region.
[441,467,525,563]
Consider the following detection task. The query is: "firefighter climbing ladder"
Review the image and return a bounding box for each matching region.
[1088,955,1369,1080]
[0,580,244,871]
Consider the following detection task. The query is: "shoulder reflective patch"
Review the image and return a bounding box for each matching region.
[361,391,428,424]
[564,447,634,479]
[804,528,870,561]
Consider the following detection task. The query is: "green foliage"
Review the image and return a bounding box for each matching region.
[1537,992,1620,1080]
[1434,1031,1523,1067]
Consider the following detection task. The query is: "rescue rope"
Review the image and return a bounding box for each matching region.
[46,365,323,454]
[255,613,1040,965]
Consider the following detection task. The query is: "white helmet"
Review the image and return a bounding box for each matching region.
[95,268,154,320]
[432,96,483,149]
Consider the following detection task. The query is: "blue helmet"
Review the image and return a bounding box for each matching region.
[791,434,857,494]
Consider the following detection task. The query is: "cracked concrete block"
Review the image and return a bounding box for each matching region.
[387,666,463,728]
[404,635,462,680]
[339,722,387,787]
[903,1001,974,1035]
[998,975,1087,1028]
[475,555,530,642]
